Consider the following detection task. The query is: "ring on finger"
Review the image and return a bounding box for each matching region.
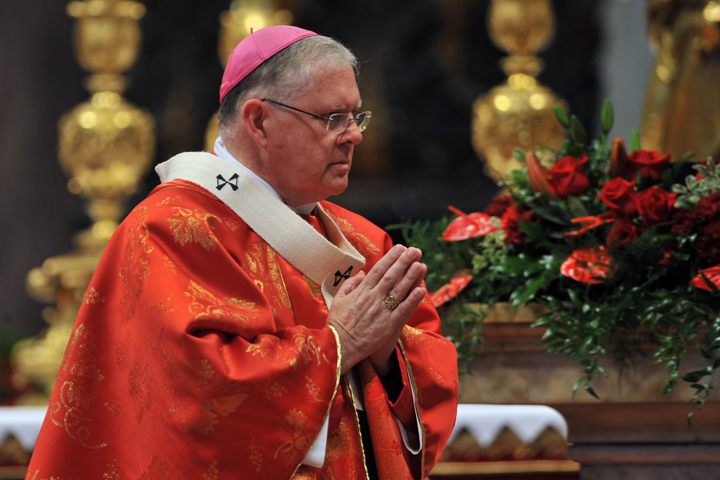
[383,293,400,311]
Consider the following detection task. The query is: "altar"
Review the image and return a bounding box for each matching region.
[0,405,579,480]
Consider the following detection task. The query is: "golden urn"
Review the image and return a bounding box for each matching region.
[472,0,566,181]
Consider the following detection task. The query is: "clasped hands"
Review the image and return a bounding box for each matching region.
[327,245,427,376]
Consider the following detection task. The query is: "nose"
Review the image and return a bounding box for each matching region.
[339,119,363,145]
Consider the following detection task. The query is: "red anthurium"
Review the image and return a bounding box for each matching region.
[430,271,474,308]
[440,206,499,241]
[560,245,614,284]
[564,211,617,237]
[690,265,720,292]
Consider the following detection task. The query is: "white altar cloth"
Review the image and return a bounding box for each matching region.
[0,404,567,452]
[0,407,47,451]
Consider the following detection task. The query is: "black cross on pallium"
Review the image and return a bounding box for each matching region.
[216,173,239,191]
[333,266,353,287]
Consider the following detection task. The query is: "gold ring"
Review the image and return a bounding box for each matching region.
[383,294,400,311]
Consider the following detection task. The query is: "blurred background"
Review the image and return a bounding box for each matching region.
[0,0,680,402]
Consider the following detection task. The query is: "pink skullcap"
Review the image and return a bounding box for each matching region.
[220,25,319,103]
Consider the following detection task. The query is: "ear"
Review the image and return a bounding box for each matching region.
[240,99,269,148]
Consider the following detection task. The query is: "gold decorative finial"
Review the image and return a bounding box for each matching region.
[12,0,155,403]
[472,0,566,181]
[205,0,293,150]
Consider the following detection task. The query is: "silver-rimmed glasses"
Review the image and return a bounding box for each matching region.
[262,99,371,134]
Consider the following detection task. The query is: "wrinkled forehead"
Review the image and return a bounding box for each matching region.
[301,64,362,110]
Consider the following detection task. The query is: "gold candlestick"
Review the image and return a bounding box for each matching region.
[12,0,155,403]
[472,0,566,181]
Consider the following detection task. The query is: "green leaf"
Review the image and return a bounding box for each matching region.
[570,115,587,146]
[512,275,546,307]
[567,196,589,218]
[584,383,600,399]
[601,99,614,134]
[630,130,641,152]
[519,220,546,243]
[554,104,570,128]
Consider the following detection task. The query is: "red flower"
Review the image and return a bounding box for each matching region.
[526,152,553,195]
[501,206,539,246]
[599,178,637,217]
[690,265,720,292]
[564,212,617,237]
[484,195,514,218]
[635,187,677,226]
[560,245,614,284]
[441,206,498,241]
[671,208,695,237]
[430,271,473,308]
[627,150,671,181]
[547,155,591,198]
[606,220,641,249]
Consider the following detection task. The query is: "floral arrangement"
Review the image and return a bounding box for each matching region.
[396,101,720,411]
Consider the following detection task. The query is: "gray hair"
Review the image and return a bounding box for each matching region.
[218,35,359,142]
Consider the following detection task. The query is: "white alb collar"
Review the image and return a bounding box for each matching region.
[213,137,317,215]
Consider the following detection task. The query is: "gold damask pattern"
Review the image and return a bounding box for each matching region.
[165,207,224,251]
[128,363,153,423]
[138,456,171,480]
[185,280,256,328]
[119,207,153,323]
[246,331,324,369]
[49,322,108,449]
[274,408,313,467]
[305,375,322,402]
[151,298,174,317]
[203,460,219,480]
[159,328,249,436]
[102,458,120,479]
[248,437,265,472]
[323,210,380,258]
[25,471,60,480]
[84,287,106,304]
[156,195,182,206]
[241,241,291,314]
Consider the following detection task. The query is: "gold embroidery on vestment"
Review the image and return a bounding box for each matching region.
[248,436,266,472]
[128,363,153,423]
[185,280,256,328]
[246,331,322,368]
[119,207,153,324]
[49,322,108,449]
[102,457,120,479]
[138,455,171,480]
[104,402,122,419]
[166,207,221,251]
[324,210,380,257]
[157,195,182,206]
[241,241,291,315]
[152,298,175,317]
[203,460,219,480]
[275,408,313,467]
[163,255,177,274]
[84,287,106,304]
[159,328,249,436]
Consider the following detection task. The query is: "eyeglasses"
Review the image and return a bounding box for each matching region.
[262,99,371,134]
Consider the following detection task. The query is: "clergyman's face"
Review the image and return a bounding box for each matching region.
[262,65,363,207]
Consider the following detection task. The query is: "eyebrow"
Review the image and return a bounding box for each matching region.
[330,99,363,111]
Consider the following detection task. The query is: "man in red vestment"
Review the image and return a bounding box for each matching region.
[28,26,458,479]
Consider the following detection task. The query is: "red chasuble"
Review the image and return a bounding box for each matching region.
[28,179,459,479]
